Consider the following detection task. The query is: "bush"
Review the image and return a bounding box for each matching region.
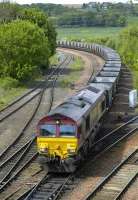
[0,77,20,89]
[70,57,84,71]
[117,26,138,70]
[0,20,50,81]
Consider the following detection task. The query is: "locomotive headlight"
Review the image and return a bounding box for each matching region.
[67,148,76,154]
[39,143,49,154]
[40,147,48,153]
[67,144,76,154]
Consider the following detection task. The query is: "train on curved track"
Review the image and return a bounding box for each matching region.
[36,41,121,173]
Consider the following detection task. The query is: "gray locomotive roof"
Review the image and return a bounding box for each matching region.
[99,71,119,77]
[103,67,120,72]
[47,87,105,122]
[94,76,117,83]
[89,83,113,91]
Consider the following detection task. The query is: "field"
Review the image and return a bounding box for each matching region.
[57,16,138,41]
[57,27,122,41]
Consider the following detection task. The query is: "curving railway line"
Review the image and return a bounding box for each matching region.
[0,54,73,196]
[18,116,137,200]
[0,55,72,160]
[0,55,70,123]
[0,42,137,200]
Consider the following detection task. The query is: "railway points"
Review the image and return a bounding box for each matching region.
[0,41,137,200]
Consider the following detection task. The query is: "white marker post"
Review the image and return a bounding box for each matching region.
[129,90,137,108]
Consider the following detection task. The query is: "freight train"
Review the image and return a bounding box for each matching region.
[36,41,121,173]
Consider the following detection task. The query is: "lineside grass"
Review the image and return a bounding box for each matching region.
[133,71,138,89]
[60,56,84,88]
[50,54,59,66]
[0,53,61,110]
[0,77,27,109]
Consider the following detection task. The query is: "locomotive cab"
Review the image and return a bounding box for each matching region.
[37,114,78,166]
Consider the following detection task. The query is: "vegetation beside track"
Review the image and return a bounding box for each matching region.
[0,2,57,110]
[49,54,59,66]
[57,21,138,89]
[0,53,61,110]
[60,56,84,88]
[0,78,26,109]
[0,3,56,82]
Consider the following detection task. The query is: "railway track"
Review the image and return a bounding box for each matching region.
[0,43,137,200]
[85,148,138,200]
[0,55,73,194]
[85,115,138,165]
[15,116,138,200]
[0,55,72,159]
[0,55,68,123]
[23,174,73,200]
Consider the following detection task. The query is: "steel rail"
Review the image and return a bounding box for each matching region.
[0,138,35,187]
[0,55,73,194]
[90,115,138,150]
[18,121,137,200]
[114,173,138,200]
[0,56,69,123]
[0,152,38,192]
[0,53,67,115]
[0,55,72,160]
[84,148,138,200]
[0,138,35,169]
[24,174,72,200]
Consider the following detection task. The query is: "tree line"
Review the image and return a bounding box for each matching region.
[0,3,56,82]
[27,3,130,27]
[58,11,126,27]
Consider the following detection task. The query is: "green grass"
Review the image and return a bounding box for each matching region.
[60,56,84,88]
[133,71,138,89]
[127,16,138,25]
[50,54,59,66]
[70,57,84,71]
[0,51,62,110]
[57,16,138,41]
[57,27,122,41]
[0,77,27,110]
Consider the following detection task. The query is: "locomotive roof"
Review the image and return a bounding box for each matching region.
[47,87,105,123]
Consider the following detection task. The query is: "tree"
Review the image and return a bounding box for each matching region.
[20,8,56,56]
[117,26,138,70]
[0,20,50,81]
[0,2,21,23]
